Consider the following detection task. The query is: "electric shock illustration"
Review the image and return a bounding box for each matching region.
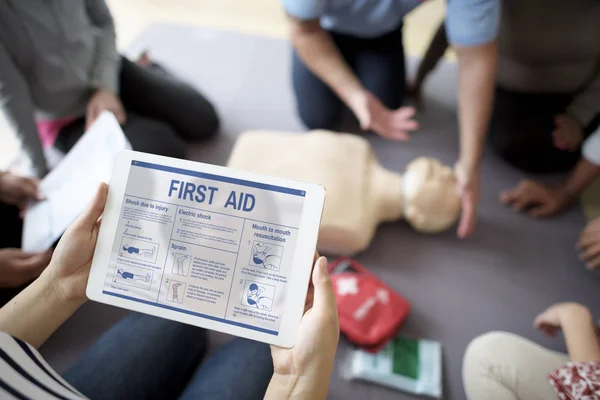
[243,281,274,311]
[249,241,283,271]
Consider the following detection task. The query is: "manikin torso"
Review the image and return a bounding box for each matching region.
[228,130,460,255]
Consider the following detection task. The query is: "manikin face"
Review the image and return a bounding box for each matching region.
[402,158,461,233]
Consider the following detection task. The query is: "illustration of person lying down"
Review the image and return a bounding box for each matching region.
[252,243,280,270]
[122,244,156,258]
[117,269,151,282]
[247,283,272,310]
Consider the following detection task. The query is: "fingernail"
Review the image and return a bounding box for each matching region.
[319,256,328,271]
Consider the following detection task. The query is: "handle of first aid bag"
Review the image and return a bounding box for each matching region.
[328,257,370,275]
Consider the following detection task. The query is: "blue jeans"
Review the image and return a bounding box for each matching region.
[292,24,406,130]
[64,313,273,400]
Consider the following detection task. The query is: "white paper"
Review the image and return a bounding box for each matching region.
[22,112,130,252]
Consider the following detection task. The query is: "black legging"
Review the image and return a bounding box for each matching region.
[0,202,27,306]
[56,57,220,158]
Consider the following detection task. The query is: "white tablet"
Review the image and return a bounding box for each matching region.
[87,150,325,347]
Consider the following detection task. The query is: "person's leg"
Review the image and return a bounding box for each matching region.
[0,202,27,306]
[55,113,187,159]
[119,56,219,141]
[178,338,273,400]
[64,313,208,400]
[353,24,406,110]
[488,87,578,173]
[462,331,568,400]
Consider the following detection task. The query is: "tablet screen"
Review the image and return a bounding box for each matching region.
[102,159,307,336]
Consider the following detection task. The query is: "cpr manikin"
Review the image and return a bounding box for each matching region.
[228,130,461,255]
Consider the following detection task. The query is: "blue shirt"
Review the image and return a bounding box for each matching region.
[282,0,500,46]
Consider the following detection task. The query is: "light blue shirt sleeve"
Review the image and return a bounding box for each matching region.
[445,0,501,47]
[583,126,600,166]
[281,0,327,20]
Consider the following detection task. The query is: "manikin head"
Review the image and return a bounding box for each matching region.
[402,158,461,233]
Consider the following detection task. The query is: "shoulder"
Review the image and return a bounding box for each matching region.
[281,0,328,20]
[445,0,501,46]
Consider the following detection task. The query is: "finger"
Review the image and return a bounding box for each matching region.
[311,256,336,312]
[530,205,553,218]
[116,108,127,125]
[586,255,600,271]
[552,130,568,150]
[457,194,476,239]
[73,183,109,230]
[579,242,600,261]
[392,106,416,119]
[2,248,39,259]
[16,249,52,272]
[577,231,600,249]
[371,121,409,141]
[371,120,411,141]
[18,177,41,201]
[86,105,98,130]
[499,190,516,205]
[510,197,532,211]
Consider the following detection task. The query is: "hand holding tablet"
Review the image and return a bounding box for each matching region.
[86,150,326,347]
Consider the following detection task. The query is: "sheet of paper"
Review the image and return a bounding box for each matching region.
[101,159,306,336]
[22,112,130,252]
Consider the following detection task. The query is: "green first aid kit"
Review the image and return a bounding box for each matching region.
[345,336,442,398]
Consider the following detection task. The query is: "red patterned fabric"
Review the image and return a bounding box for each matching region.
[549,361,600,400]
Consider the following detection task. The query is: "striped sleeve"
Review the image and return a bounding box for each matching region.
[0,332,87,400]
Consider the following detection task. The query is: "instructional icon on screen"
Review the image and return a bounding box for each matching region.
[166,280,186,304]
[172,253,191,276]
[242,280,275,311]
[119,237,159,264]
[249,241,283,271]
[113,264,153,290]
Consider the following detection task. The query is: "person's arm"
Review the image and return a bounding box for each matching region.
[0,42,47,177]
[535,303,600,362]
[283,0,417,140]
[566,61,600,130]
[85,0,120,94]
[445,0,501,238]
[0,183,108,348]
[287,16,364,117]
[560,304,600,362]
[266,256,339,400]
[454,42,498,177]
[0,273,82,348]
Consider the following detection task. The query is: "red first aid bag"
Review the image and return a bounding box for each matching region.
[329,257,410,352]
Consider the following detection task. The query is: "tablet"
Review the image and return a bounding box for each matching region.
[87,150,325,347]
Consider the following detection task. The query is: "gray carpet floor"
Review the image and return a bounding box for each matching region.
[40,23,600,399]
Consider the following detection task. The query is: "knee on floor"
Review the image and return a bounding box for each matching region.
[131,120,186,159]
[297,104,341,131]
[463,331,519,371]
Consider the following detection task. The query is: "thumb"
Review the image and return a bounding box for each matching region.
[74,183,109,230]
[311,256,336,312]
[358,111,371,131]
